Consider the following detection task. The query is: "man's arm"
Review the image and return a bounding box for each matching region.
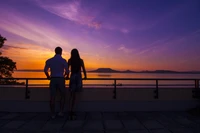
[44,61,50,80]
[65,59,71,79]
[63,59,69,78]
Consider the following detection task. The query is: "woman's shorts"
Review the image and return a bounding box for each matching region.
[69,73,83,92]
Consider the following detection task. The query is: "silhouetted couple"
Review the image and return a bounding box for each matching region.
[44,47,87,119]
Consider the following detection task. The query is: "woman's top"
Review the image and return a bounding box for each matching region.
[68,58,83,74]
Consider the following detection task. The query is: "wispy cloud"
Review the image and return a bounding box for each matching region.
[2,45,27,50]
[103,1,191,34]
[2,43,51,56]
[0,10,71,50]
[135,29,200,63]
[134,38,170,56]
[102,44,110,49]
[118,45,133,53]
[36,0,101,29]
[121,29,129,34]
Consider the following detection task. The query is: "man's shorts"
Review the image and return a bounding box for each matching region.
[49,77,66,97]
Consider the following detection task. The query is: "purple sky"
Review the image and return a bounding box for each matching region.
[0,0,200,71]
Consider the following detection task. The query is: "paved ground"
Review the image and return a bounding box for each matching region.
[0,111,200,133]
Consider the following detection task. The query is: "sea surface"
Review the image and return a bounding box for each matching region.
[11,71,200,87]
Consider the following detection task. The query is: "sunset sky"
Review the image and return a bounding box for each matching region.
[0,0,200,71]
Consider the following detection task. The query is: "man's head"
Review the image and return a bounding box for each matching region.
[55,47,62,55]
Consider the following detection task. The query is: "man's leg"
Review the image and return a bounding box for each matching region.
[69,92,76,120]
[50,79,56,118]
[50,96,56,117]
[60,93,65,113]
[69,92,76,113]
[58,78,66,115]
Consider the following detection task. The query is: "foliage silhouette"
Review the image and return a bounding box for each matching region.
[0,34,24,84]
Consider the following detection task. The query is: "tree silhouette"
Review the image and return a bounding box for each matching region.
[0,34,22,84]
[0,34,7,55]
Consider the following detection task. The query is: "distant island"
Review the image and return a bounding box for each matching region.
[88,68,200,74]
[15,68,200,74]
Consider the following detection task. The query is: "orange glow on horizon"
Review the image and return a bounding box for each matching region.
[2,43,199,72]
[1,46,174,71]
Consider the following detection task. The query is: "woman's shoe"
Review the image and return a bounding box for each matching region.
[71,112,77,120]
[58,112,64,117]
[69,111,76,120]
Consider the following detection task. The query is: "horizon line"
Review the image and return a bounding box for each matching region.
[14,68,200,72]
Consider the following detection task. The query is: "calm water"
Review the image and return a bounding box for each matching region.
[12,71,200,87]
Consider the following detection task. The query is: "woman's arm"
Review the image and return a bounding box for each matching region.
[81,59,87,79]
[66,59,71,79]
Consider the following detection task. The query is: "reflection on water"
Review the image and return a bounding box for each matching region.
[13,71,200,79]
[11,71,200,87]
[97,74,111,77]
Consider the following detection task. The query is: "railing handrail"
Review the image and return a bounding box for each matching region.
[0,78,200,80]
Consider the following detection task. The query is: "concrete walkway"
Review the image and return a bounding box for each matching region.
[0,111,200,133]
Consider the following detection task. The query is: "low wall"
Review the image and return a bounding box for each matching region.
[0,87,199,112]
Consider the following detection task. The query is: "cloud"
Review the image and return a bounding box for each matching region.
[0,11,71,50]
[36,0,102,29]
[2,45,27,50]
[134,29,200,60]
[35,0,181,34]
[1,43,50,55]
[0,44,27,55]
[101,44,110,49]
[121,29,129,34]
[191,29,200,36]
[102,1,192,34]
[135,38,173,56]
[88,21,102,29]
[118,45,133,53]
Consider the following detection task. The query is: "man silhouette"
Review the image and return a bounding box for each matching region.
[44,47,69,119]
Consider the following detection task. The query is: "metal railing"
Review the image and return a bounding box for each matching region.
[0,78,200,100]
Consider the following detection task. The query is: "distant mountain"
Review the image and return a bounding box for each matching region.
[89,68,200,74]
[122,70,136,73]
[16,68,200,74]
[89,68,137,73]
[89,68,181,73]
[139,70,179,73]
[89,68,120,73]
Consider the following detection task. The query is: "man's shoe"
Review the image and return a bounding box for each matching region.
[51,115,56,119]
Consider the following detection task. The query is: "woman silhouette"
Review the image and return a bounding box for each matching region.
[67,48,86,120]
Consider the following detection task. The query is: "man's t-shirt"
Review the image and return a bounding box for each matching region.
[44,55,68,77]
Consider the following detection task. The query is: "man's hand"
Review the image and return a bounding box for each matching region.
[47,76,51,80]
[45,72,51,80]
[65,76,69,80]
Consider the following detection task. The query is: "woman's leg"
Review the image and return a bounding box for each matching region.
[70,92,76,113]
[69,91,76,120]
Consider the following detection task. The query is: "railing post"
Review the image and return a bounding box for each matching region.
[154,80,158,99]
[25,79,30,99]
[195,79,199,89]
[193,79,200,99]
[113,79,116,99]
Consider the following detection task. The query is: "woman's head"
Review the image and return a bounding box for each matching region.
[71,48,80,59]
